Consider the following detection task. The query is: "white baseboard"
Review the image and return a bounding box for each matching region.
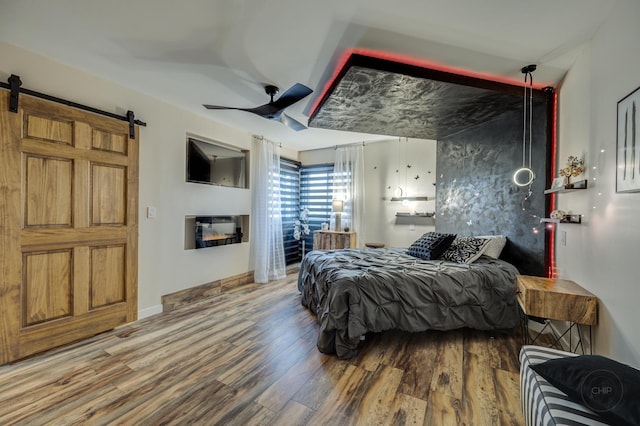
[138,304,163,319]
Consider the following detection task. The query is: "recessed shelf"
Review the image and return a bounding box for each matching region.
[544,179,588,194]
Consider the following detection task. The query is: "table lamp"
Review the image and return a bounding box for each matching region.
[332,199,344,231]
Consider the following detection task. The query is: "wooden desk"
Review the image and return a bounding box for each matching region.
[313,231,356,250]
[516,275,598,353]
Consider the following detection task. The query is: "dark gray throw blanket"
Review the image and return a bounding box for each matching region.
[298,248,520,359]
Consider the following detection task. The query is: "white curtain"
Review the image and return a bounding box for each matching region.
[333,144,365,247]
[250,136,286,283]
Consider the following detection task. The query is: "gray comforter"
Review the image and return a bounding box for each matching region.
[298,248,520,358]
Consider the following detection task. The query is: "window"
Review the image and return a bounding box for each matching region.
[279,161,335,264]
[280,158,301,265]
[300,164,334,251]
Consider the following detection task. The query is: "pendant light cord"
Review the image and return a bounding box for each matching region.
[522,74,527,168]
[522,71,534,169]
[528,72,533,169]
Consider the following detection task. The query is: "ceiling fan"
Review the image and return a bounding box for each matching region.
[203,83,313,131]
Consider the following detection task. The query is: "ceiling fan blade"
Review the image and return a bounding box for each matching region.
[203,104,248,111]
[245,103,282,118]
[271,83,313,110]
[203,82,312,130]
[279,112,308,131]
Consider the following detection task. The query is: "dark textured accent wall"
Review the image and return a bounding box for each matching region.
[436,104,548,276]
[309,65,524,140]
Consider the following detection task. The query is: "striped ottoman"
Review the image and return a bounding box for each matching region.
[519,345,609,425]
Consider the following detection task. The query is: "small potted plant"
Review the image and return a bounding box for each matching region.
[559,155,584,187]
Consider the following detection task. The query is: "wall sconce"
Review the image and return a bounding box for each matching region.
[332,199,344,231]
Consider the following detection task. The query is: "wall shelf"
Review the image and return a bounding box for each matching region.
[395,212,435,217]
[540,214,582,224]
[390,196,429,202]
[544,179,588,194]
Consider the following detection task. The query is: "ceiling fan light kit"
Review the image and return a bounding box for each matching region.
[203,83,313,131]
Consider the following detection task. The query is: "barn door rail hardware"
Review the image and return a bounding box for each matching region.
[0,74,147,139]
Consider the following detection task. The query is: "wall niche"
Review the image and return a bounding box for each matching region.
[184,215,249,250]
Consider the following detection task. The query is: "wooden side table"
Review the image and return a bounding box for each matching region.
[516,275,598,354]
[313,231,356,250]
[365,243,385,248]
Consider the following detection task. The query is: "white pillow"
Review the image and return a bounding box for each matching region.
[477,235,507,259]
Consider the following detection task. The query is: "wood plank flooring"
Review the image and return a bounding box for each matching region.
[0,273,525,425]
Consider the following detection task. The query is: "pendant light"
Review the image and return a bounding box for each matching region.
[513,64,537,187]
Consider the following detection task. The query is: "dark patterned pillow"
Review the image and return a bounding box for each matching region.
[442,236,491,263]
[407,232,456,260]
[532,355,640,426]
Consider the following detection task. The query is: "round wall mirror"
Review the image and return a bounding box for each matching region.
[513,167,536,187]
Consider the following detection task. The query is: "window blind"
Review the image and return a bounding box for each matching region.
[280,158,301,265]
[300,163,334,251]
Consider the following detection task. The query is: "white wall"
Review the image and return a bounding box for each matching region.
[300,138,437,248]
[556,0,640,365]
[0,42,257,317]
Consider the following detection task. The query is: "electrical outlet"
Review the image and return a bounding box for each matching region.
[409,224,416,231]
[560,230,566,246]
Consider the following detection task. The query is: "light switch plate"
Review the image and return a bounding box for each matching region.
[147,206,157,219]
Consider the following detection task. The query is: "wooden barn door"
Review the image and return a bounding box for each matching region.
[0,92,138,364]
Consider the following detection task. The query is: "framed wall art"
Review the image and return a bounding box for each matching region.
[617,86,640,192]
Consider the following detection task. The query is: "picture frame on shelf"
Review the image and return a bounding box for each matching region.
[616,85,640,193]
[551,177,565,190]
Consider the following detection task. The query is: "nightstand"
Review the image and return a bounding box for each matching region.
[365,242,384,248]
[312,230,356,250]
[516,275,598,354]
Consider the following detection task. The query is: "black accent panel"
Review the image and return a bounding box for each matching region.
[436,103,548,276]
[309,54,548,140]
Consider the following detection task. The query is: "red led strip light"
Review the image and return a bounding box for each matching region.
[310,47,548,117]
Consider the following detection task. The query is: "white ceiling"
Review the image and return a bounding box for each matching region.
[0,0,617,151]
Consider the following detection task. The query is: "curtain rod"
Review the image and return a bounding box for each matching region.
[252,134,282,147]
[1,74,146,139]
[335,141,366,150]
[300,138,394,153]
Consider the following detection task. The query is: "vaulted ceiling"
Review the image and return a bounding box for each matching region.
[0,0,617,150]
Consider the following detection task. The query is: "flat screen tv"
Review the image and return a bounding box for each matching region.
[186,138,248,188]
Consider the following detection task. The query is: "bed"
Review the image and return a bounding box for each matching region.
[298,244,521,359]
